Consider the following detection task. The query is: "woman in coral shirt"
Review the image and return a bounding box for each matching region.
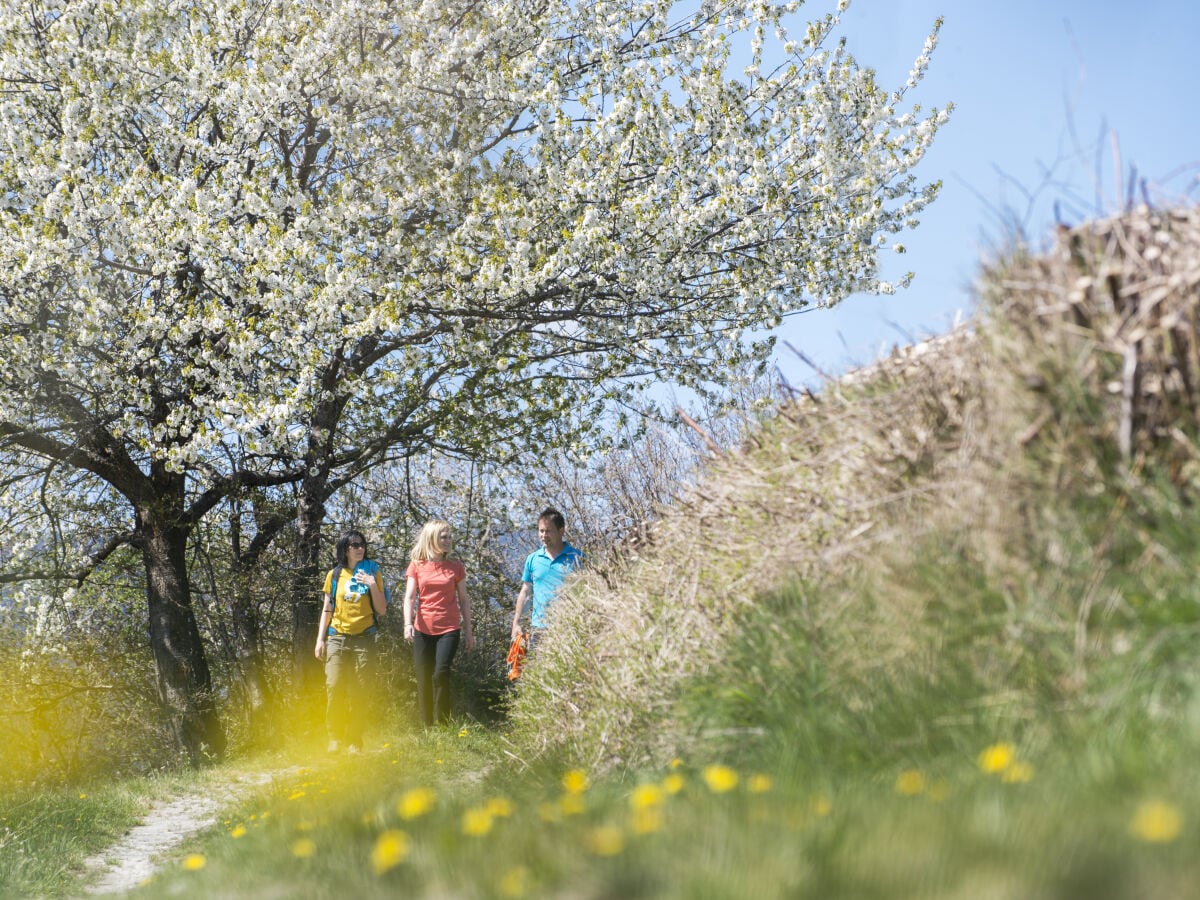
[403,520,475,726]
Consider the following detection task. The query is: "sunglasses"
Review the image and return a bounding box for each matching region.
[348,541,365,549]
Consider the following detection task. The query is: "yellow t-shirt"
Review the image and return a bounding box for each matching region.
[322,564,381,636]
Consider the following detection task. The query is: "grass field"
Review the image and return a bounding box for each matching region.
[4,209,1200,898]
[6,710,1191,898]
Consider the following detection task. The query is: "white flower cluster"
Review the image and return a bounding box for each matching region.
[0,0,946,501]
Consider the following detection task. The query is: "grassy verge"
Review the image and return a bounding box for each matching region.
[13,487,1200,900]
[0,770,201,897]
[60,719,1195,900]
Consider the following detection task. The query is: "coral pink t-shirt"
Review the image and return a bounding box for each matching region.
[406,558,466,635]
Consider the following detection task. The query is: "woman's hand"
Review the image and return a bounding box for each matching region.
[404,623,414,642]
[314,637,325,660]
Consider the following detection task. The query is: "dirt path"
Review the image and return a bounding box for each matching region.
[80,769,291,896]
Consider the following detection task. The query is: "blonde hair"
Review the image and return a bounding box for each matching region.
[410,519,451,563]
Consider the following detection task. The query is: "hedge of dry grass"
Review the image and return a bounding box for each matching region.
[506,205,1200,774]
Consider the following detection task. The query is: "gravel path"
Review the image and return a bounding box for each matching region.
[79,770,285,895]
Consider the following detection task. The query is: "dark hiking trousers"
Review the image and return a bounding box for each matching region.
[412,629,460,726]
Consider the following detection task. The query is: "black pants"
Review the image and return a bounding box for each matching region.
[412,629,460,726]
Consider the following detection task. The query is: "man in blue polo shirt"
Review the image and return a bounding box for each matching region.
[511,507,584,652]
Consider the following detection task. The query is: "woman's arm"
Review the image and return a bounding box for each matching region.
[314,594,333,659]
[457,580,474,651]
[402,573,417,642]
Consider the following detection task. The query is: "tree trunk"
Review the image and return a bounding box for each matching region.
[291,482,327,691]
[227,500,276,742]
[138,477,226,765]
[230,575,274,739]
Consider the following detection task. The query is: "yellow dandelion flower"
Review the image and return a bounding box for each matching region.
[79,793,87,799]
[229,824,247,839]
[977,743,1016,775]
[669,758,684,769]
[558,793,586,816]
[586,824,625,856]
[1002,761,1034,784]
[895,769,927,796]
[181,854,206,872]
[486,796,514,818]
[499,865,531,898]
[748,774,773,794]
[1130,800,1183,844]
[629,783,665,810]
[371,829,410,874]
[662,773,685,795]
[397,787,437,820]
[462,807,494,837]
[291,838,316,859]
[702,764,739,793]
[562,769,590,795]
[288,790,306,801]
[630,805,663,835]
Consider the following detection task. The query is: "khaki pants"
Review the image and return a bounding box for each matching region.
[324,632,376,746]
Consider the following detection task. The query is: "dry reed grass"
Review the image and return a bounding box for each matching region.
[984,205,1200,481]
[508,204,1200,773]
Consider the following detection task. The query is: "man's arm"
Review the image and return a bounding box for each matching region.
[511,582,532,639]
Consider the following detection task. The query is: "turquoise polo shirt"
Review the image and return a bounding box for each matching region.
[522,542,583,627]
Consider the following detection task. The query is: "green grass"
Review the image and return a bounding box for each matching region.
[21,488,1197,898]
[33,719,1194,899]
[0,771,196,897]
[9,496,1200,899]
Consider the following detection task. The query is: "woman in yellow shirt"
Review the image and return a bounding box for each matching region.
[314,530,386,753]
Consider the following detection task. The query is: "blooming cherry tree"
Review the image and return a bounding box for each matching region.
[0,0,947,759]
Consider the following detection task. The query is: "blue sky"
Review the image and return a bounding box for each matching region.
[770,0,1200,387]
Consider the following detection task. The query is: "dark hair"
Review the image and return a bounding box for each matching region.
[538,507,565,530]
[334,530,368,569]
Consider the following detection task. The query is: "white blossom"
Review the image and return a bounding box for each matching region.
[0,0,945,529]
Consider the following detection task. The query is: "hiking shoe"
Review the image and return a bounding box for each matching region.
[327,740,339,754]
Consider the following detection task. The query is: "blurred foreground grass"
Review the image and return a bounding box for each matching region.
[62,719,1194,899]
